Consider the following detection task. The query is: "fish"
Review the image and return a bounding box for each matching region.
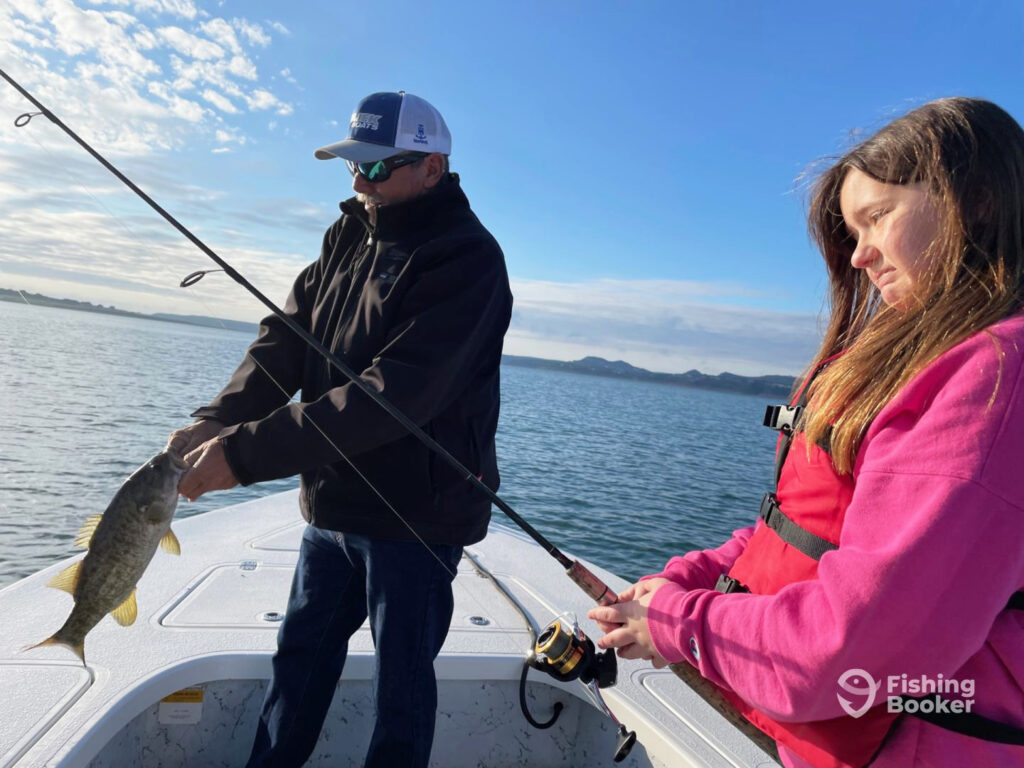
[25,449,188,665]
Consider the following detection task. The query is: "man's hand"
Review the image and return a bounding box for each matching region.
[587,578,671,668]
[167,419,224,457]
[178,437,238,501]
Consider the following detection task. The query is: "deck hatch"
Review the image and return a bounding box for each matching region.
[0,662,92,768]
[160,563,295,629]
[247,522,305,552]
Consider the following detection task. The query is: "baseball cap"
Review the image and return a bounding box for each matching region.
[314,91,452,162]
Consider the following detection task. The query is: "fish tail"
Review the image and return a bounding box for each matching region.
[23,633,86,666]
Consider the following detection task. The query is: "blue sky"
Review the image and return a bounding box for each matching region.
[1,0,1022,375]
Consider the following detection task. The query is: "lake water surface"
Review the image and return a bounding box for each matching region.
[0,299,778,588]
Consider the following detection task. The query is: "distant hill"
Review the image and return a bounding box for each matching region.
[0,287,152,319]
[0,288,259,334]
[503,355,795,398]
[150,313,259,335]
[2,288,795,397]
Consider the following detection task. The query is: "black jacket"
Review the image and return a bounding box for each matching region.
[192,175,513,545]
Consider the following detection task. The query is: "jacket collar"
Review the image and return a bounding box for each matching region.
[339,173,469,240]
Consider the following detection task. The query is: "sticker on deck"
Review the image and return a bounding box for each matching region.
[158,687,204,725]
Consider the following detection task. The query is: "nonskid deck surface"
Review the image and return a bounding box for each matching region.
[0,491,775,768]
[88,678,649,768]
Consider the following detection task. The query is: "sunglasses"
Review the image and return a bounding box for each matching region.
[346,152,428,183]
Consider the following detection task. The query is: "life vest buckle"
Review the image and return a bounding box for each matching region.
[763,404,802,434]
[714,574,750,594]
[759,492,779,524]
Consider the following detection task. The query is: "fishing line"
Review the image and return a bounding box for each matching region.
[0,74,559,668]
[0,64,617,604]
[1,161,559,741]
[11,108,471,586]
[15,117,202,298]
[2,68,787,762]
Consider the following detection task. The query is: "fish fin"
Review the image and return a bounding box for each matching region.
[46,561,83,595]
[160,527,181,556]
[110,589,138,626]
[23,635,87,666]
[73,514,103,548]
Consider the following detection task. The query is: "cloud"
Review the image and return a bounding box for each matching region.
[0,130,322,322]
[246,88,292,115]
[0,3,819,378]
[198,17,240,54]
[0,124,819,377]
[0,0,293,156]
[145,80,204,122]
[213,127,242,143]
[86,0,199,20]
[232,18,269,47]
[506,278,822,376]
[156,25,224,59]
[202,88,237,113]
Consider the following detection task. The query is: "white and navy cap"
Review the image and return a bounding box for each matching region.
[314,91,452,162]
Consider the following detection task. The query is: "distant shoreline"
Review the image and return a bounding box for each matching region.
[502,355,794,398]
[0,288,260,335]
[1,288,795,398]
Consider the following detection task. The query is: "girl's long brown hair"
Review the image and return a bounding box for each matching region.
[803,98,1024,473]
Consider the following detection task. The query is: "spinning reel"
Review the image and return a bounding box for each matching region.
[530,617,618,687]
[524,616,637,763]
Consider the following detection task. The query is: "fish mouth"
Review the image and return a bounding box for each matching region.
[165,449,189,472]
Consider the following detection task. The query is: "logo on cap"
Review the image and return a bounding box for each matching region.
[351,112,383,131]
[413,123,428,145]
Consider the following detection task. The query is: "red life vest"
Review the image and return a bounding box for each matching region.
[712,369,1024,766]
[713,364,899,768]
[721,431,898,768]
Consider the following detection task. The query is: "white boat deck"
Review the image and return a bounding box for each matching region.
[0,491,777,767]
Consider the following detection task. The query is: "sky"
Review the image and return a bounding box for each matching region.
[1,1,1022,376]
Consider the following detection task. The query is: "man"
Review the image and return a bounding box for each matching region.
[168,90,513,768]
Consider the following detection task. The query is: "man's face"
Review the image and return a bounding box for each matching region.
[352,154,432,211]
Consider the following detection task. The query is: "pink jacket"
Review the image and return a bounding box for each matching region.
[646,315,1024,767]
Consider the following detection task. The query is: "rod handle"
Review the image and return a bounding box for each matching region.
[569,557,781,763]
[566,560,617,606]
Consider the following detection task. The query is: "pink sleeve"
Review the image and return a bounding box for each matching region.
[647,324,1024,722]
[643,526,754,591]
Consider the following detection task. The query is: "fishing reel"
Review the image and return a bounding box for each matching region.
[529,617,617,688]
[523,617,636,762]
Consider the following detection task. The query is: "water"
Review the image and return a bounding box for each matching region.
[0,300,777,589]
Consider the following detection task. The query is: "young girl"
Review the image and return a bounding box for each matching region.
[590,98,1024,768]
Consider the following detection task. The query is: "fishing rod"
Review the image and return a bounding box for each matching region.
[0,65,610,602]
[1,66,782,762]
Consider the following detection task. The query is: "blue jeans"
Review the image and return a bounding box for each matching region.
[246,526,463,768]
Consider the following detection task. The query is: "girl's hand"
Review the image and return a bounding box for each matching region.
[591,577,672,633]
[587,579,671,668]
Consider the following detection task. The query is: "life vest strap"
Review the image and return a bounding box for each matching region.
[905,701,1024,745]
[717,579,1023,611]
[760,493,839,561]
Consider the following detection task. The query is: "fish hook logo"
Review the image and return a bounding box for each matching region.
[837,668,880,718]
